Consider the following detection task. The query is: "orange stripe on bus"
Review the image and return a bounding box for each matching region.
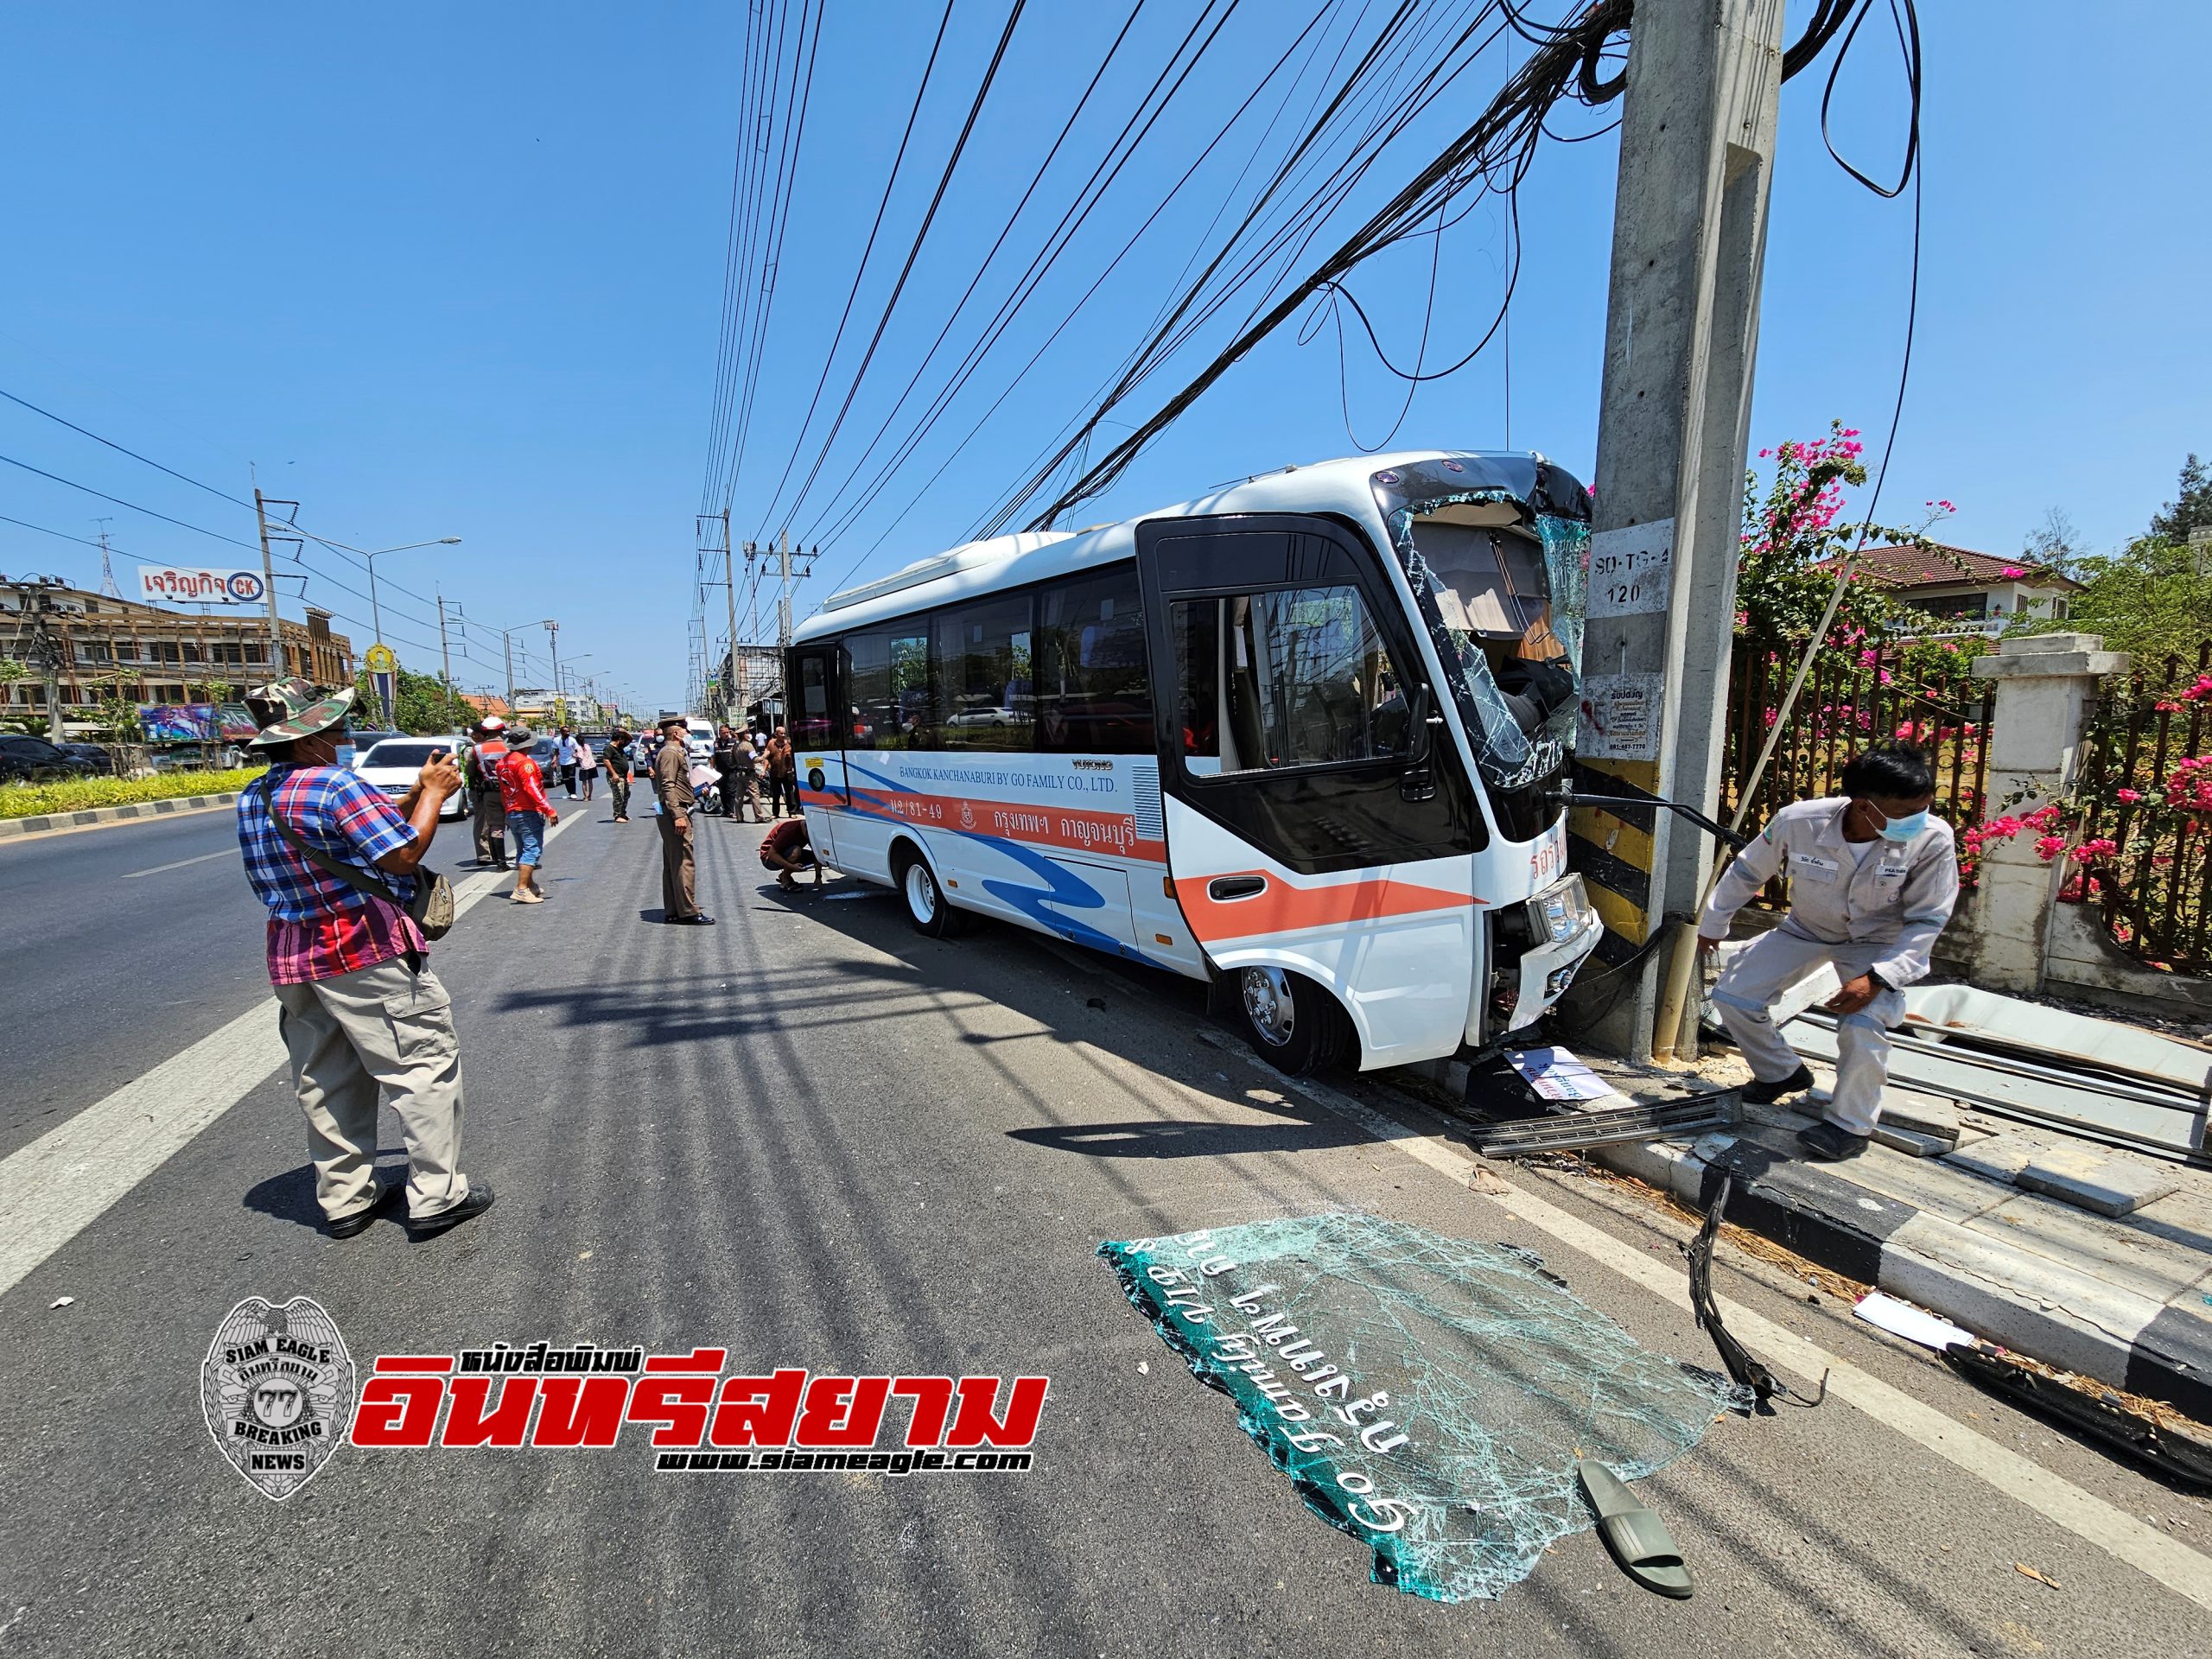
[1176,872,1474,944]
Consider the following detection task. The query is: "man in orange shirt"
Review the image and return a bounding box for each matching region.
[493,725,559,905]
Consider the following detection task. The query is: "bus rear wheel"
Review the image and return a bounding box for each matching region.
[896,849,964,938]
[1236,967,1348,1075]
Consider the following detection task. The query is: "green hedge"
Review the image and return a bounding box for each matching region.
[0,766,269,820]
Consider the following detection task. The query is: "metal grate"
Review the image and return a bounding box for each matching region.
[1130,760,1165,840]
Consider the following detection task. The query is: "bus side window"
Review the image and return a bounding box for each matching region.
[1036,565,1153,754]
[846,632,890,747]
[1176,587,1401,773]
[1171,599,1221,761]
[934,596,1033,752]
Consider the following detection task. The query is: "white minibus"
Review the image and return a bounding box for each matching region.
[787,450,1602,1073]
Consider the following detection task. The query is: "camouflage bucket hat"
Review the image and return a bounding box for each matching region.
[244,677,359,747]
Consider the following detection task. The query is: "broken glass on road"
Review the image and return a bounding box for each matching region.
[1100,1212,1748,1602]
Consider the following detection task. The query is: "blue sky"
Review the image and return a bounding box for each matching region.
[1,3,2203,715]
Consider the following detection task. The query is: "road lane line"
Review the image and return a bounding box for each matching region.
[121,849,233,879]
[1264,1068,2212,1615]
[0,810,578,1298]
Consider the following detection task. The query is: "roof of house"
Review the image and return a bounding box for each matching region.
[461,693,512,716]
[1809,543,2082,590]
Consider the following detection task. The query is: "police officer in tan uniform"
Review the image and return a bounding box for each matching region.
[652,715,713,925]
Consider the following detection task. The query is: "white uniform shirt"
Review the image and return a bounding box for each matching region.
[1700,796,1961,988]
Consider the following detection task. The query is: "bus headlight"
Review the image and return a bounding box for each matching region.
[1527,874,1593,946]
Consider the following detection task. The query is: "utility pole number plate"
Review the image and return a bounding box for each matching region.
[1586,519,1674,620]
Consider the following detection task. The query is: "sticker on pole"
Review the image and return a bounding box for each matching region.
[201,1296,357,1500]
[1099,1214,1748,1602]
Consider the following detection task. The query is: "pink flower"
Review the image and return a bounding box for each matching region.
[1858,648,1878,666]
[2035,836,2067,862]
[2000,566,2026,579]
[2117,787,2143,804]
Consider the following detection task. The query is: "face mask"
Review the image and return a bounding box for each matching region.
[1878,808,1929,842]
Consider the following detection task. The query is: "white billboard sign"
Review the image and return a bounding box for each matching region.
[137,566,268,606]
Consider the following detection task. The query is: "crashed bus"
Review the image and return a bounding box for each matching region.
[786,451,1602,1073]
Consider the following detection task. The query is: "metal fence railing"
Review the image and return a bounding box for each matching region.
[2075,641,2212,975]
[1720,637,1996,906]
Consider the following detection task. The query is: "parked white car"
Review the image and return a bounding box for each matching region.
[353,736,471,820]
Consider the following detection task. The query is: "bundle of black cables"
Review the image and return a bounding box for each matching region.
[1686,1174,1829,1411]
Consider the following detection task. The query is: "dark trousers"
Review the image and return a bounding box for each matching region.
[561,763,580,798]
[473,787,506,865]
[607,772,631,818]
[715,766,738,815]
[658,810,698,919]
[768,775,797,817]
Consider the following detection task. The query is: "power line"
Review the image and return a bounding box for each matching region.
[768,0,1033,543]
[746,0,962,540]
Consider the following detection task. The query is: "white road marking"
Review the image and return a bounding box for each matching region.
[1267,1067,2212,1616]
[0,811,577,1299]
[121,849,233,879]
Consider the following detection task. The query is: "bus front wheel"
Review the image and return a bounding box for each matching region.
[896,849,965,939]
[1236,967,1348,1075]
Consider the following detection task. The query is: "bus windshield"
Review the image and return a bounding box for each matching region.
[1371,460,1590,802]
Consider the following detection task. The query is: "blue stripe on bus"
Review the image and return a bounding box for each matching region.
[821,760,1165,969]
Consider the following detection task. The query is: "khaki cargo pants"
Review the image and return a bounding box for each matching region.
[274,957,471,1224]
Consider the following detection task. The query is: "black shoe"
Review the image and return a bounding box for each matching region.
[1740,1065,1815,1106]
[410,1181,495,1237]
[1798,1120,1872,1161]
[493,860,512,872]
[669,912,717,925]
[327,1180,403,1239]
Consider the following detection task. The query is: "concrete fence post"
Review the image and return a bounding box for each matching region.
[1965,632,2128,992]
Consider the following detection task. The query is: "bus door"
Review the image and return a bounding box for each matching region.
[789,643,845,866]
[1134,514,1489,1067]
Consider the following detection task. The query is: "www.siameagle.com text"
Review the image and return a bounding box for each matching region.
[657,1448,1033,1474]
[350,1349,1047,1472]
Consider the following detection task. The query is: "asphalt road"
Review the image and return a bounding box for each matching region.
[1,801,2205,1657]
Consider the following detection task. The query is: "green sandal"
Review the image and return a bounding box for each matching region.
[1579,1459,1694,1599]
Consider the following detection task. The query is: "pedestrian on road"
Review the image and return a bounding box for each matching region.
[653,714,714,925]
[497,724,560,905]
[760,815,823,890]
[233,677,493,1239]
[463,716,511,870]
[731,727,766,822]
[602,724,635,822]
[711,724,741,818]
[556,727,581,799]
[1698,741,1960,1162]
[578,733,598,801]
[765,725,798,817]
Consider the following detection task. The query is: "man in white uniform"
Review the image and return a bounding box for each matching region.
[1698,743,1960,1161]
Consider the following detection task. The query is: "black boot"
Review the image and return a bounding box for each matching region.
[1741,1065,1815,1106]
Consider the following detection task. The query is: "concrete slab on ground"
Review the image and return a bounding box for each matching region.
[2017,1141,2183,1217]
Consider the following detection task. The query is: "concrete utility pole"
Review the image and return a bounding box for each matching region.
[1570,0,1785,1062]
[435,593,454,693]
[502,631,516,715]
[252,489,285,677]
[721,510,737,726]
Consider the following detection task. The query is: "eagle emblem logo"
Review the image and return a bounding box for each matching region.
[202,1297,355,1500]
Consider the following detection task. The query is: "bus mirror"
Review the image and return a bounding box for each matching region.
[1405,683,1436,763]
[1400,684,1440,804]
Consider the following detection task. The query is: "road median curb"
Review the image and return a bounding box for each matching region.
[0,792,244,840]
[1583,1122,2212,1421]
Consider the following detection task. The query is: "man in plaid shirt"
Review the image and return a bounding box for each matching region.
[235,677,494,1239]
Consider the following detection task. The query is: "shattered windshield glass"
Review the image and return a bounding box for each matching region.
[1370,460,1590,798]
[1100,1213,1748,1603]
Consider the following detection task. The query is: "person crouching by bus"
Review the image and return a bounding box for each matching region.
[760,815,821,890]
[1696,742,1960,1162]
